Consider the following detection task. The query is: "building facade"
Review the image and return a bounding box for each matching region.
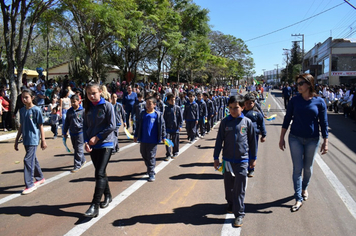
[303,37,356,85]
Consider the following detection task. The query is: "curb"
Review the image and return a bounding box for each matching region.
[0,126,53,142]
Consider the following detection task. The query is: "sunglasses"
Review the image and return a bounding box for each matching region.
[297,81,308,86]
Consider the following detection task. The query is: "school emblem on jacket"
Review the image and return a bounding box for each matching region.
[151,118,155,123]
[98,110,105,117]
[240,126,247,135]
[77,113,82,119]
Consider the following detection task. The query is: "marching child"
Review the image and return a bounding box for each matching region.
[134,96,166,182]
[196,92,207,137]
[83,83,116,217]
[111,93,126,154]
[50,106,60,139]
[14,89,47,195]
[163,93,183,161]
[213,95,257,227]
[203,92,215,133]
[133,92,146,128]
[183,92,199,143]
[242,93,267,177]
[63,95,86,173]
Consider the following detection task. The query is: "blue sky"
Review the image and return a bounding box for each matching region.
[193,0,356,76]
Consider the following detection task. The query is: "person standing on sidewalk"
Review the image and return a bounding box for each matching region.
[14,89,47,195]
[279,73,328,212]
[83,83,116,217]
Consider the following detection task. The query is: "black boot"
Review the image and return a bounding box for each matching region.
[84,203,99,218]
[100,193,112,208]
[100,181,112,208]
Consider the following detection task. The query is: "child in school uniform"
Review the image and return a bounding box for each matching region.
[183,92,199,143]
[196,92,208,137]
[133,92,145,129]
[14,89,47,195]
[63,95,86,173]
[203,92,215,133]
[111,93,126,154]
[242,93,267,177]
[163,93,183,161]
[83,83,116,217]
[50,106,60,139]
[134,96,166,182]
[213,95,257,228]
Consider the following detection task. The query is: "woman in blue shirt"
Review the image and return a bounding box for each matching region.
[279,73,328,212]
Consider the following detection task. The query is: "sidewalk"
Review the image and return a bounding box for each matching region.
[0,125,53,142]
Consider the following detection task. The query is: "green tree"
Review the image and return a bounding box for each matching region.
[168,0,210,84]
[208,31,253,84]
[282,41,302,83]
[1,0,57,128]
[55,0,136,82]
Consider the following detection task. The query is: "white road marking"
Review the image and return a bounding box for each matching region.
[270,92,356,220]
[315,154,356,219]
[64,138,198,235]
[0,142,137,206]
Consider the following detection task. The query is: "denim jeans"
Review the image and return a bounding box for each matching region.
[288,134,320,202]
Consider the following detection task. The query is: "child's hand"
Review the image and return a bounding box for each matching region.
[214,159,220,170]
[89,136,99,146]
[133,137,138,143]
[63,134,68,139]
[260,136,266,143]
[85,143,92,152]
[249,160,256,170]
[41,140,47,150]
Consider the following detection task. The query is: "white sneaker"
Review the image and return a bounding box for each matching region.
[22,185,37,195]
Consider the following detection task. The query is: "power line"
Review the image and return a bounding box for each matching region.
[245,2,345,42]
[344,0,356,10]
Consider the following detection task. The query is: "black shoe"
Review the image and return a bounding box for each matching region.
[100,194,112,208]
[234,217,243,227]
[84,203,99,217]
[248,170,255,178]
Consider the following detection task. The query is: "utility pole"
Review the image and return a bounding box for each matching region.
[274,64,278,84]
[291,34,304,72]
[283,49,290,82]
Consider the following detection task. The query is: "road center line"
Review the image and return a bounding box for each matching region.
[0,142,137,206]
[64,138,199,235]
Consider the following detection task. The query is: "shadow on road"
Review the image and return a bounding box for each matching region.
[245,195,294,214]
[1,165,73,175]
[0,184,24,195]
[113,203,227,226]
[196,144,215,149]
[0,202,88,220]
[69,172,147,183]
[179,162,213,168]
[327,112,356,156]
[170,173,223,180]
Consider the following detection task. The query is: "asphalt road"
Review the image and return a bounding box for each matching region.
[0,90,355,236]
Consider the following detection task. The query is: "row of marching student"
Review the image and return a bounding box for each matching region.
[11,74,330,229]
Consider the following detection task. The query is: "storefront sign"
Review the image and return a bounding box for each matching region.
[331,71,356,76]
